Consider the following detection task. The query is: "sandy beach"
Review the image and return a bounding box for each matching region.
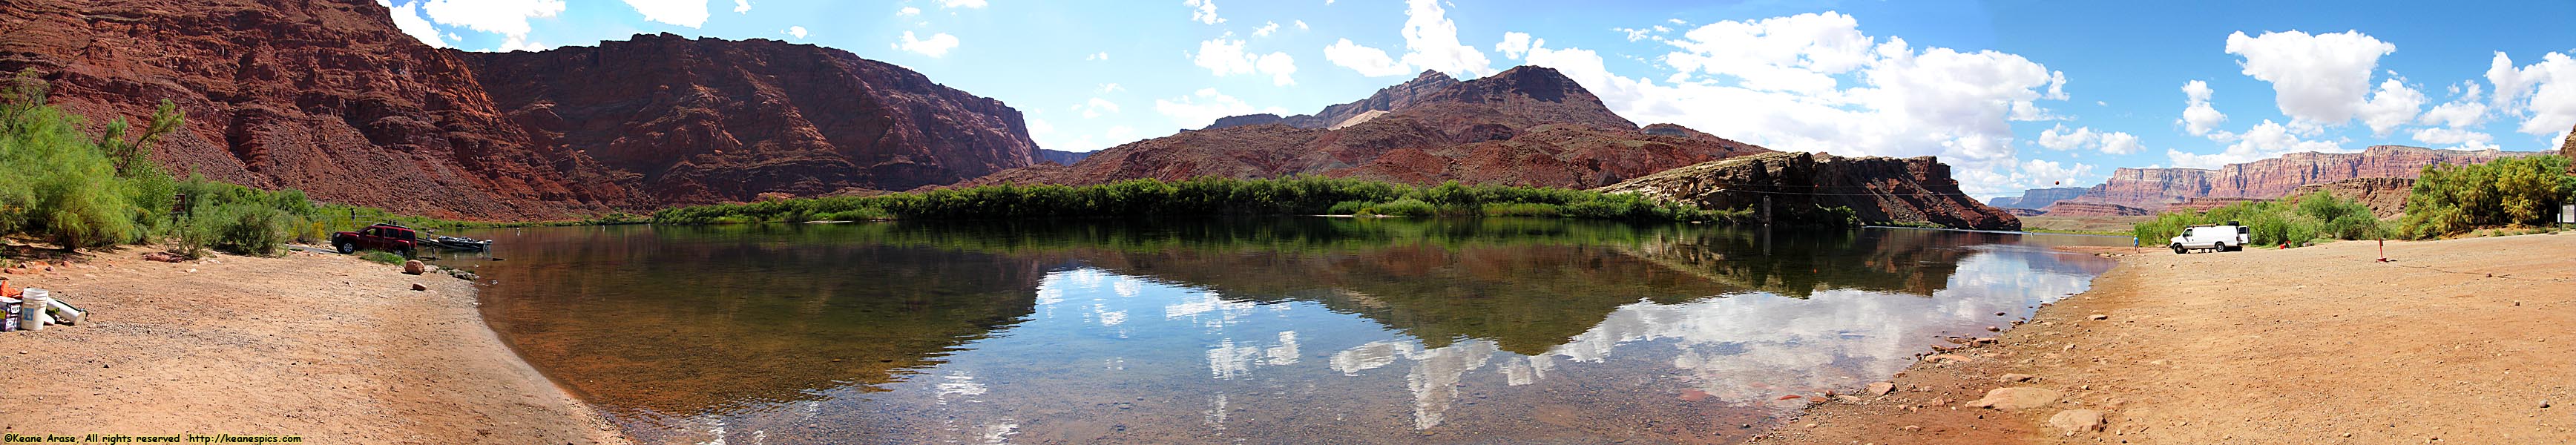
[0,247,627,444]
[1755,232,2576,444]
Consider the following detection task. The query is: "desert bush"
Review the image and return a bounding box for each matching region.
[358,251,406,265]
[194,202,299,256]
[1361,199,1439,217]
[2399,155,2575,238]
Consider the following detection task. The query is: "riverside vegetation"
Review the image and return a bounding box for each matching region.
[651,177,1852,225]
[0,71,583,257]
[2132,154,2575,245]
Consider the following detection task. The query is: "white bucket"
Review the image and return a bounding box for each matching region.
[20,289,47,330]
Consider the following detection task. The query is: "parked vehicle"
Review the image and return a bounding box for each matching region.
[2169,222,2249,254]
[332,223,421,257]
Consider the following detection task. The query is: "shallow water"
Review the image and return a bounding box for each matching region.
[455,218,2122,444]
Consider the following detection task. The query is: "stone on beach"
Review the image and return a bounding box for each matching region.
[1968,387,2060,410]
[2048,409,2106,435]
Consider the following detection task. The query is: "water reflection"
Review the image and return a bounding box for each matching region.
[464,219,2122,444]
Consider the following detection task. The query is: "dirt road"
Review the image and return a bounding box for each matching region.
[1757,232,2576,444]
[0,248,626,444]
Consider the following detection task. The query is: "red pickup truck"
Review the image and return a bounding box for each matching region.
[332,223,419,257]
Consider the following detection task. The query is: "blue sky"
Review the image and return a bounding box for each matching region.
[381,0,2576,197]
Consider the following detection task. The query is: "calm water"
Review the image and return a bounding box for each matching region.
[448,218,2123,444]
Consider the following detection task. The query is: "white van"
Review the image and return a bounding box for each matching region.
[2169,222,2249,254]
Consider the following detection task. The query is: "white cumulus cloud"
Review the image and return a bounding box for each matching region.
[2035,125,2143,155]
[2487,50,2576,139]
[1324,39,1409,76]
[2223,30,2399,130]
[786,26,807,39]
[1185,0,1223,24]
[1394,0,1491,77]
[1512,11,2068,196]
[733,0,749,13]
[940,0,986,8]
[1495,32,1532,60]
[1254,21,1281,37]
[898,6,920,16]
[2178,80,2228,137]
[621,0,709,27]
[894,31,959,57]
[390,1,450,48]
[1324,0,1491,77]
[1194,39,1299,85]
[1077,97,1123,118]
[2356,77,2426,136]
[418,0,565,39]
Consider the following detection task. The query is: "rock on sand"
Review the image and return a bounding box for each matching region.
[1968,387,2060,410]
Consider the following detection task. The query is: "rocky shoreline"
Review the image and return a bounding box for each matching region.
[0,248,628,444]
[1749,233,2576,444]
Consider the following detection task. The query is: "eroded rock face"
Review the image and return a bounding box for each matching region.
[1989,187,2087,210]
[0,1,1035,220]
[1594,151,2023,231]
[2060,145,2540,211]
[2287,177,2416,218]
[459,33,1037,205]
[963,66,1767,190]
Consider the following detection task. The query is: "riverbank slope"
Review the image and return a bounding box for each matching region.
[0,248,626,444]
[1757,232,2576,444]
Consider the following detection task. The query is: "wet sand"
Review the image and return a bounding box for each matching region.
[1754,233,2576,444]
[0,247,627,444]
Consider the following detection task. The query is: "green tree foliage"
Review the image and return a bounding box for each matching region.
[0,70,476,255]
[2398,155,2575,238]
[2132,191,2389,248]
[653,177,1762,225]
[0,70,181,248]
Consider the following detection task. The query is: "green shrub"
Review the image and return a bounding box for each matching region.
[1480,202,1563,217]
[2399,155,2575,238]
[358,251,406,265]
[1326,200,1374,215]
[1363,199,1439,217]
[195,202,298,256]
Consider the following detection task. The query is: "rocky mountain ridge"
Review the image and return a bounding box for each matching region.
[1,0,1037,220]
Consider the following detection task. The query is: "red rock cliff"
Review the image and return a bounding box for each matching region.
[2063,145,2542,211]
[0,0,1035,220]
[459,33,1036,205]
